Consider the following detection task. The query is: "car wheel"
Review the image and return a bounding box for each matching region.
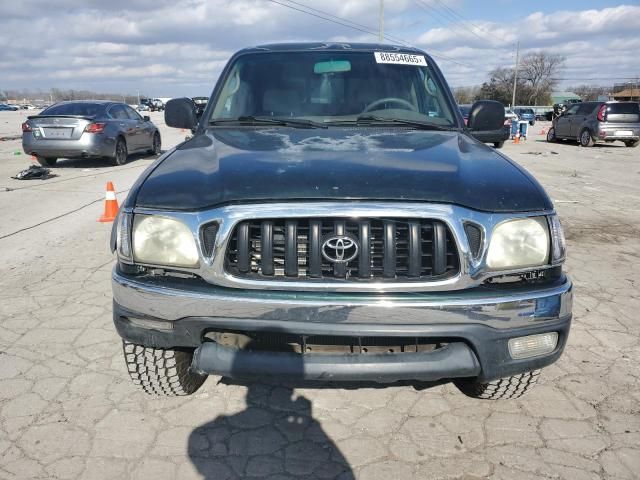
[148,132,161,155]
[546,127,557,143]
[625,139,639,148]
[493,141,505,149]
[579,129,595,147]
[529,120,535,126]
[122,340,207,396]
[111,137,128,166]
[35,156,57,167]
[455,370,540,400]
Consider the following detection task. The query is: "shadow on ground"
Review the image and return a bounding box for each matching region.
[187,338,446,479]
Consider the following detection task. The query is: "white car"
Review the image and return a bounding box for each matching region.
[505,109,519,123]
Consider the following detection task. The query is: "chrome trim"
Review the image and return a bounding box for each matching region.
[125,202,556,293]
[112,268,573,329]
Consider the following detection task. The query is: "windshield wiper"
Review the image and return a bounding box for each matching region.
[210,115,327,129]
[332,115,457,131]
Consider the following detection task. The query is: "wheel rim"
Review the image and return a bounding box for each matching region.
[117,141,127,163]
[581,131,589,145]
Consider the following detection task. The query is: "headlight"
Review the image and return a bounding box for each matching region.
[133,215,199,267]
[486,217,549,270]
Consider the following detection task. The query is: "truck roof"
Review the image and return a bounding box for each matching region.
[240,42,426,55]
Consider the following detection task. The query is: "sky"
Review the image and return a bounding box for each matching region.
[1,0,639,98]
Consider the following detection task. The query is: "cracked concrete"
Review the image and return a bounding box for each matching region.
[1,111,639,479]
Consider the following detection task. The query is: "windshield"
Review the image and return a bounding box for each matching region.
[210,51,457,127]
[41,103,106,116]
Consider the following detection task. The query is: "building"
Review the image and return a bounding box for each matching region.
[612,88,640,102]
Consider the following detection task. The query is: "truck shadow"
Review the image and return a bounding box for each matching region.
[187,337,446,479]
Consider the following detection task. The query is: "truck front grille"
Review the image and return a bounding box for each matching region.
[224,217,459,281]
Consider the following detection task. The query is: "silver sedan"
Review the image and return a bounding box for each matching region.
[22,100,161,166]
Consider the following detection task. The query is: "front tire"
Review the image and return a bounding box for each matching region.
[546,127,557,143]
[122,341,207,396]
[111,137,128,166]
[529,120,535,126]
[580,128,595,147]
[36,156,57,167]
[455,370,540,400]
[625,139,639,148]
[493,141,505,149]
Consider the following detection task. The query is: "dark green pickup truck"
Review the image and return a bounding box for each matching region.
[111,43,572,399]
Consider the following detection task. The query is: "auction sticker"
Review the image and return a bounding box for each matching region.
[374,52,427,66]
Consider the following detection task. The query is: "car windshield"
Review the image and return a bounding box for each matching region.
[210,51,457,127]
[42,103,106,117]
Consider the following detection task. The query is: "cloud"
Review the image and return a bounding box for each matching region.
[0,1,638,96]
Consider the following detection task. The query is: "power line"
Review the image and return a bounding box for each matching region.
[264,0,484,70]
[413,0,492,44]
[430,0,494,40]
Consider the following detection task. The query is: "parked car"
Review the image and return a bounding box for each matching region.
[504,108,518,123]
[22,100,161,166]
[150,98,165,111]
[0,104,19,111]
[547,101,639,148]
[514,108,536,126]
[111,43,571,399]
[137,103,150,112]
[459,104,509,148]
[192,96,208,118]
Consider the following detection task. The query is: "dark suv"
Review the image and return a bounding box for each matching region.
[111,43,572,399]
[547,101,640,147]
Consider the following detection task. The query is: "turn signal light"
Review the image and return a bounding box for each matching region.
[85,122,106,134]
[597,104,607,122]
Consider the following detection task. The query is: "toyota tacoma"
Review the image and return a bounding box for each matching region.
[111,43,572,399]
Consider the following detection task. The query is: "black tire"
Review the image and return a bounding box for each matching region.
[148,131,161,155]
[493,141,505,149]
[36,156,57,167]
[455,370,540,400]
[625,139,639,148]
[579,128,595,147]
[529,120,535,126]
[122,340,207,396]
[111,137,128,166]
[546,127,557,143]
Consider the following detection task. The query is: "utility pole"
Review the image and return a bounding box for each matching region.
[379,0,384,42]
[511,41,520,108]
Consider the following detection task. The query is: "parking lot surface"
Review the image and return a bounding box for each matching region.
[1,111,639,479]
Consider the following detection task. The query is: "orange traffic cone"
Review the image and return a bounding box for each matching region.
[98,181,119,223]
[513,134,520,144]
[539,128,546,135]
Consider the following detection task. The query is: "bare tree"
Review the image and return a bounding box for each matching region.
[519,52,565,105]
[452,85,481,104]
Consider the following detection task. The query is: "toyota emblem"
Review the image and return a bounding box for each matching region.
[322,234,359,263]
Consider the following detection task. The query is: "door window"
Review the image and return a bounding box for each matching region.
[109,105,129,120]
[125,105,143,121]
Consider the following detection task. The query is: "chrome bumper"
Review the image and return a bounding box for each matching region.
[112,268,572,382]
[113,267,572,330]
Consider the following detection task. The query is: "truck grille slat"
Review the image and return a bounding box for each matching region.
[225,217,459,282]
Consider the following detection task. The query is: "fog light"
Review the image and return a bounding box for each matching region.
[126,317,173,331]
[508,332,558,359]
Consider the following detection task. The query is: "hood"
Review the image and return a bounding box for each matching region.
[132,127,552,213]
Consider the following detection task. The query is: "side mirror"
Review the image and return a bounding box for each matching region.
[143,115,150,122]
[467,100,505,132]
[165,98,198,130]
